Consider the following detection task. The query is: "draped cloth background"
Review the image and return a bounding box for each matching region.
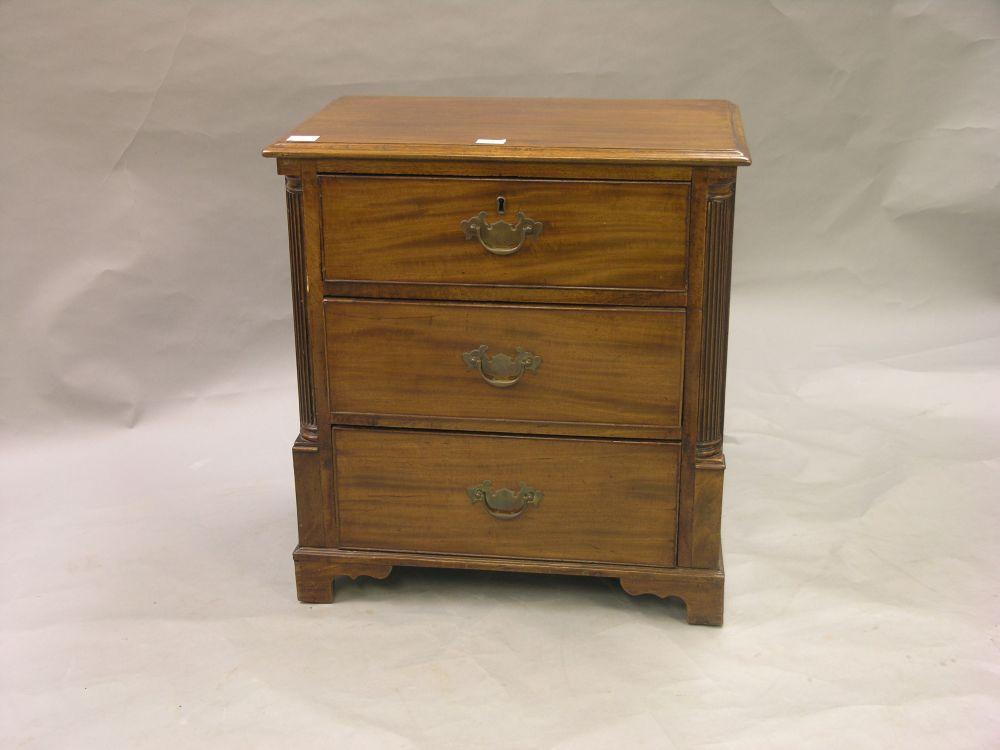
[2,2,998,747]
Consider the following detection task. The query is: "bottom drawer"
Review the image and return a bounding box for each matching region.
[333,428,679,566]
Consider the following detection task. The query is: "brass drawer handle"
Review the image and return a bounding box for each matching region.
[460,210,543,255]
[468,480,543,520]
[462,345,541,388]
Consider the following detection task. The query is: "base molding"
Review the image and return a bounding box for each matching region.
[292,547,724,625]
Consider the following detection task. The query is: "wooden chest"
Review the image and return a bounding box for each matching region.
[263,96,749,625]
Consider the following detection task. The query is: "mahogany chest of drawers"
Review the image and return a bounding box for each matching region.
[263,96,749,625]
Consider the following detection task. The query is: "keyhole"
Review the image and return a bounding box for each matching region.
[496,195,506,215]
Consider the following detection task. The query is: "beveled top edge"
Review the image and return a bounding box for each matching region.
[262,96,751,166]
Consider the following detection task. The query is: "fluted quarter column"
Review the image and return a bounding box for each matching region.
[697,179,735,459]
[285,176,317,442]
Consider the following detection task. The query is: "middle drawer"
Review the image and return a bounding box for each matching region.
[324,299,685,439]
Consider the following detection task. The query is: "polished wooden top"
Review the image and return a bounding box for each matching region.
[263,96,750,165]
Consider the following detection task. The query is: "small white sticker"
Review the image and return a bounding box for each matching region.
[286,135,320,142]
[475,138,506,145]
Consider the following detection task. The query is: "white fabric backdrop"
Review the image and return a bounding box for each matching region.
[2,1,998,747]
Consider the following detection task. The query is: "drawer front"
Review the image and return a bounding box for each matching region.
[334,428,679,566]
[320,175,689,305]
[325,299,685,439]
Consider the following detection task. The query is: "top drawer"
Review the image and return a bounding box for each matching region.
[320,175,689,306]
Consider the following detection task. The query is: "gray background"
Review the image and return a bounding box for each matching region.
[2,1,998,747]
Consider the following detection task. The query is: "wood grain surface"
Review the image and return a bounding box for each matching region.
[333,428,680,566]
[267,96,748,622]
[264,96,751,165]
[320,175,689,304]
[324,299,686,438]
[293,546,724,624]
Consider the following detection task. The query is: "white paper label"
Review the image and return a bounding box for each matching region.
[286,135,320,142]
[475,138,507,145]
